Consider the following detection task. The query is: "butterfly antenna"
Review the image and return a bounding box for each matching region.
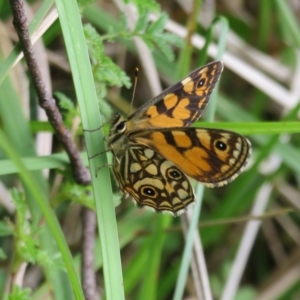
[127,67,139,117]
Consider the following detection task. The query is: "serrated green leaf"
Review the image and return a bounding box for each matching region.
[11,190,27,228]
[147,13,167,35]
[10,190,56,268]
[98,94,114,119]
[0,221,13,236]
[94,57,131,88]
[55,92,75,111]
[116,13,129,35]
[140,36,155,50]
[160,32,184,47]
[6,286,31,300]
[84,24,131,96]
[53,180,95,210]
[134,12,149,33]
[54,92,80,129]
[36,250,66,273]
[152,35,175,61]
[84,24,105,60]
[95,82,107,100]
[130,0,160,15]
[0,247,7,259]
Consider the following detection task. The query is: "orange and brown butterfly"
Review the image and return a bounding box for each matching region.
[107,61,251,216]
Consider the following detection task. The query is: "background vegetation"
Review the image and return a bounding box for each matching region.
[0,0,300,299]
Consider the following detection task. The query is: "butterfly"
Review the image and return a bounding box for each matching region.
[107,61,251,216]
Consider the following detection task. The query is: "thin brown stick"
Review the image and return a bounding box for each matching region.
[81,208,97,300]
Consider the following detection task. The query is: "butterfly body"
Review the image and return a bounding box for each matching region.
[108,61,251,216]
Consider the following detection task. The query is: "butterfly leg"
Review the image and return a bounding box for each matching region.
[88,148,111,160]
[109,144,120,164]
[95,163,114,177]
[83,121,108,132]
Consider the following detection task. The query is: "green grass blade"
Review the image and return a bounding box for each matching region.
[0,152,87,175]
[54,0,124,298]
[258,0,272,50]
[197,121,300,135]
[274,0,300,47]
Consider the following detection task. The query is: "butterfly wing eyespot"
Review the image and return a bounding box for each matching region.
[140,186,158,198]
[112,146,195,216]
[215,140,227,151]
[167,168,182,180]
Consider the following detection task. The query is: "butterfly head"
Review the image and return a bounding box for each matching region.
[108,113,127,145]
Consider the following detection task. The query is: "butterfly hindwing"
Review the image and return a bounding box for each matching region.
[112,145,194,215]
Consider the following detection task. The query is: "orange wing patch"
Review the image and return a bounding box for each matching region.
[133,131,210,179]
[131,128,250,187]
[144,95,193,128]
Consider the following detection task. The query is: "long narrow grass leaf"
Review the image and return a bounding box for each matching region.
[54,0,124,298]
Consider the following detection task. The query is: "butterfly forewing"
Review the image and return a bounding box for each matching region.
[126,61,223,130]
